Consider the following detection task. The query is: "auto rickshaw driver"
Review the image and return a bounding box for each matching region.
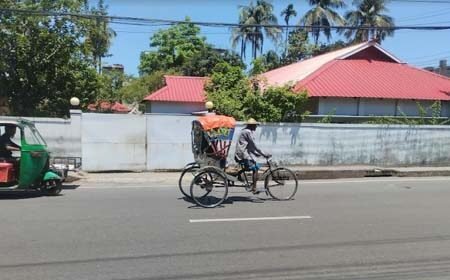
[0,125,20,159]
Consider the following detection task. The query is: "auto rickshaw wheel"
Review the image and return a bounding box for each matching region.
[41,179,62,196]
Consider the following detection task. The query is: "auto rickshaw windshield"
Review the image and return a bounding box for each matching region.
[23,124,47,146]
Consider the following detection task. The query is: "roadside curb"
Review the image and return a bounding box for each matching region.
[295,168,450,180]
[396,170,450,178]
[74,166,450,185]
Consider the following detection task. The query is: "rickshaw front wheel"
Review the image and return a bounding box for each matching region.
[41,179,62,196]
[265,167,298,200]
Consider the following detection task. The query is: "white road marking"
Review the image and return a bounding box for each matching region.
[189,216,312,223]
[301,177,450,185]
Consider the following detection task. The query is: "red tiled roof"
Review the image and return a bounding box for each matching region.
[87,101,131,112]
[143,75,207,103]
[296,60,450,100]
[261,42,371,88]
[262,41,450,101]
[111,102,131,112]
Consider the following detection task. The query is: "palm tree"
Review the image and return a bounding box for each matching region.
[281,4,297,57]
[300,0,346,45]
[231,0,281,60]
[343,0,394,43]
[231,7,252,59]
[86,0,116,73]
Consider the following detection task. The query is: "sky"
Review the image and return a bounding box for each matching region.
[99,0,450,75]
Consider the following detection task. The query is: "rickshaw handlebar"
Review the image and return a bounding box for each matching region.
[265,155,275,168]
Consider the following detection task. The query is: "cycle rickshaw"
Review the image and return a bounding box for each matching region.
[179,115,298,208]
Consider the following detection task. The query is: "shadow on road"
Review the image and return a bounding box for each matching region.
[62,184,80,190]
[182,194,272,209]
[0,191,43,200]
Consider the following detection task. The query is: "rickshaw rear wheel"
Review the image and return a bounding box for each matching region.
[178,163,199,199]
[190,167,228,208]
[41,179,62,196]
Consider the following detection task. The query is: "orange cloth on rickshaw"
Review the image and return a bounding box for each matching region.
[197,115,236,131]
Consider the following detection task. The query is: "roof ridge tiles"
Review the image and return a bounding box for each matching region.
[403,63,450,82]
[164,75,208,79]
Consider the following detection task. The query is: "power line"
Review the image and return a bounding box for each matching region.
[412,20,450,26]
[3,8,450,31]
[407,50,450,60]
[396,7,450,23]
[412,58,449,65]
[391,0,450,3]
[413,56,450,65]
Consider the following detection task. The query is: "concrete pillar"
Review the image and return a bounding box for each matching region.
[69,109,82,158]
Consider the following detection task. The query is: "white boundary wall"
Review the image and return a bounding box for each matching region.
[2,113,450,170]
[81,113,146,171]
[144,115,450,169]
[251,123,450,167]
[146,114,197,170]
[0,111,81,157]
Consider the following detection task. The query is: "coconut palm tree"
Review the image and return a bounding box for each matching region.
[85,0,116,73]
[231,0,281,60]
[281,4,297,57]
[231,7,252,59]
[343,0,394,43]
[300,0,346,45]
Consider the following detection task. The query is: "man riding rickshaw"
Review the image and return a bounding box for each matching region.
[179,106,298,208]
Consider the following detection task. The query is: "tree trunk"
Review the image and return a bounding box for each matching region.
[241,37,245,59]
[285,26,289,58]
[99,56,102,74]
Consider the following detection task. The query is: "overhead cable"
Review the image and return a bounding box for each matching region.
[3,8,450,31]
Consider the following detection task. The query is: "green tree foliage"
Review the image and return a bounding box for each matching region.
[0,0,103,117]
[343,0,394,43]
[205,62,250,119]
[139,18,207,75]
[367,102,450,125]
[249,57,268,76]
[206,62,310,122]
[301,0,346,45]
[84,0,116,73]
[282,28,317,64]
[231,0,281,59]
[181,47,245,77]
[313,40,350,55]
[119,71,171,103]
[139,20,244,77]
[244,86,310,122]
[96,69,127,102]
[249,50,281,75]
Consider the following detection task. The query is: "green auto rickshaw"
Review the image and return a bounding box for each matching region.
[0,119,62,195]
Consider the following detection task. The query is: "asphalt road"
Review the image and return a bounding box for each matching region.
[2,177,450,280]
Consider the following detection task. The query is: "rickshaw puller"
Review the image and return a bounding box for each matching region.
[234,118,271,194]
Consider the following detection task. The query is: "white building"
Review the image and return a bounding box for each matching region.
[261,41,450,117]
